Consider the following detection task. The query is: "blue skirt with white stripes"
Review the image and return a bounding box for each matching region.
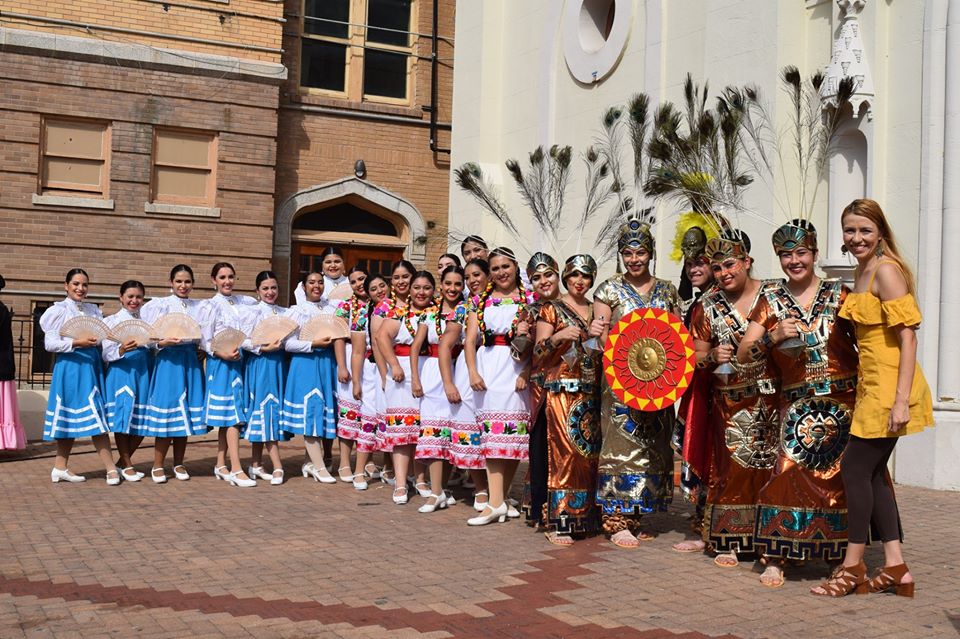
[244,351,291,442]
[104,347,152,435]
[204,354,247,429]
[43,347,109,440]
[281,348,337,439]
[137,343,207,437]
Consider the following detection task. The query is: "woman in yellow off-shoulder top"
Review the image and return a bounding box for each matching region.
[812,199,934,598]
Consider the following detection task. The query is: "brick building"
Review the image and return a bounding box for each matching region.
[0,0,454,387]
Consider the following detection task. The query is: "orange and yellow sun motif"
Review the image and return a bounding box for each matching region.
[603,308,696,412]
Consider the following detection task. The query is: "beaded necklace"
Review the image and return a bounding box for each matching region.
[404,304,434,339]
[434,299,458,337]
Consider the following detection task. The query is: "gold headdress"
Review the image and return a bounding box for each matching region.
[617,211,655,253]
[705,230,750,264]
[562,254,598,284]
[772,219,818,253]
[526,252,559,279]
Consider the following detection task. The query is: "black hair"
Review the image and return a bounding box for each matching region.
[440,265,465,282]
[439,253,462,268]
[210,262,235,279]
[488,247,522,290]
[119,280,146,296]
[301,270,324,286]
[321,246,344,259]
[348,265,369,278]
[464,257,490,275]
[411,270,436,288]
[363,273,391,364]
[363,273,389,296]
[0,274,5,291]
[65,268,89,283]
[255,270,278,288]
[169,264,194,281]
[460,235,488,255]
[392,259,416,277]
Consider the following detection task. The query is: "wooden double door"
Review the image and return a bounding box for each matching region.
[292,242,404,298]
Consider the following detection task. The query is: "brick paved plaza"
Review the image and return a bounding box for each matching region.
[1,439,957,639]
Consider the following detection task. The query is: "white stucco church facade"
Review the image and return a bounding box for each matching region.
[447,0,959,490]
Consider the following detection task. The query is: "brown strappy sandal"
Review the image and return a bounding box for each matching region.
[856,563,915,598]
[810,560,867,597]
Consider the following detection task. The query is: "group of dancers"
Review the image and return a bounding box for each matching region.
[39,197,933,597]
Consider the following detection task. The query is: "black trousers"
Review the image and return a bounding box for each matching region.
[840,435,902,544]
[526,406,549,526]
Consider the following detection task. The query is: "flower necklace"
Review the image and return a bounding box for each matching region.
[435,299,457,337]
[349,294,366,329]
[474,281,495,342]
[477,282,528,346]
[404,304,433,338]
[389,290,409,318]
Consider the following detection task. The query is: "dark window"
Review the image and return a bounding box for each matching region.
[294,203,400,235]
[363,49,408,99]
[367,0,412,46]
[304,0,350,38]
[300,39,347,91]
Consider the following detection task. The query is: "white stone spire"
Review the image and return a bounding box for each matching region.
[820,0,875,118]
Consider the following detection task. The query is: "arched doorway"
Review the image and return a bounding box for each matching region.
[274,177,427,302]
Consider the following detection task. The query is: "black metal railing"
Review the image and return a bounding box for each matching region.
[12,314,52,389]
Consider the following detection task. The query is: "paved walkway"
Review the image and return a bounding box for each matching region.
[1,438,957,638]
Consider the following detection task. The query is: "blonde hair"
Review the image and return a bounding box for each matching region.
[841,198,915,295]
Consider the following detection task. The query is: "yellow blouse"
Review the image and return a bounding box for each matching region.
[839,290,934,438]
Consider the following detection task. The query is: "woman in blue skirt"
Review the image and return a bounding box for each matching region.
[41,268,120,485]
[201,262,258,488]
[102,280,151,482]
[243,270,290,486]
[140,264,208,483]
[282,270,339,484]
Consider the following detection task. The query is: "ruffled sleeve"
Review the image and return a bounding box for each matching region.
[101,313,123,362]
[881,294,923,328]
[197,299,219,355]
[40,302,74,354]
[283,304,312,353]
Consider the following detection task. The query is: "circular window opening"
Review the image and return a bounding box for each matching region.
[578,0,616,53]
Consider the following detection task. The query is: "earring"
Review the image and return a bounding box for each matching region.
[876,239,885,257]
[840,244,848,255]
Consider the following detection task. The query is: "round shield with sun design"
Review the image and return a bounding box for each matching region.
[783,397,851,471]
[603,308,696,412]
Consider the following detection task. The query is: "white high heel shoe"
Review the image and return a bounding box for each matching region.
[467,502,508,526]
[353,473,369,491]
[414,481,432,498]
[173,465,190,481]
[270,469,284,486]
[214,465,230,481]
[51,468,86,483]
[506,498,521,519]
[418,491,449,513]
[472,490,489,512]
[392,487,409,505]
[105,469,121,486]
[227,470,257,488]
[338,466,354,482]
[302,462,337,484]
[248,465,273,481]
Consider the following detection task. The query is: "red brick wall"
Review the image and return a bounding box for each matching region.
[0,50,279,315]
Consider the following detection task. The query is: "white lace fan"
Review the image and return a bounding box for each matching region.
[150,312,202,341]
[250,315,298,345]
[106,319,153,347]
[211,327,246,354]
[326,282,353,301]
[299,315,350,342]
[59,316,109,343]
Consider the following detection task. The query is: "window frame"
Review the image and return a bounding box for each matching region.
[38,116,111,198]
[150,127,219,208]
[299,0,417,106]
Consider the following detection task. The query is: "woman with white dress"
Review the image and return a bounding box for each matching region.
[375,270,435,504]
[243,270,290,486]
[411,265,464,512]
[140,264,208,483]
[282,270,339,484]
[102,280,151,482]
[41,268,120,485]
[334,266,369,482]
[439,258,491,511]
[200,262,258,488]
[349,274,390,490]
[464,248,534,525]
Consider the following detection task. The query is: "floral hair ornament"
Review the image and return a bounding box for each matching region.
[772,218,818,254]
[705,229,751,266]
[562,254,598,284]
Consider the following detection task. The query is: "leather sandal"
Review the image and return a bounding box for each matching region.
[810,560,867,597]
[856,563,915,597]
